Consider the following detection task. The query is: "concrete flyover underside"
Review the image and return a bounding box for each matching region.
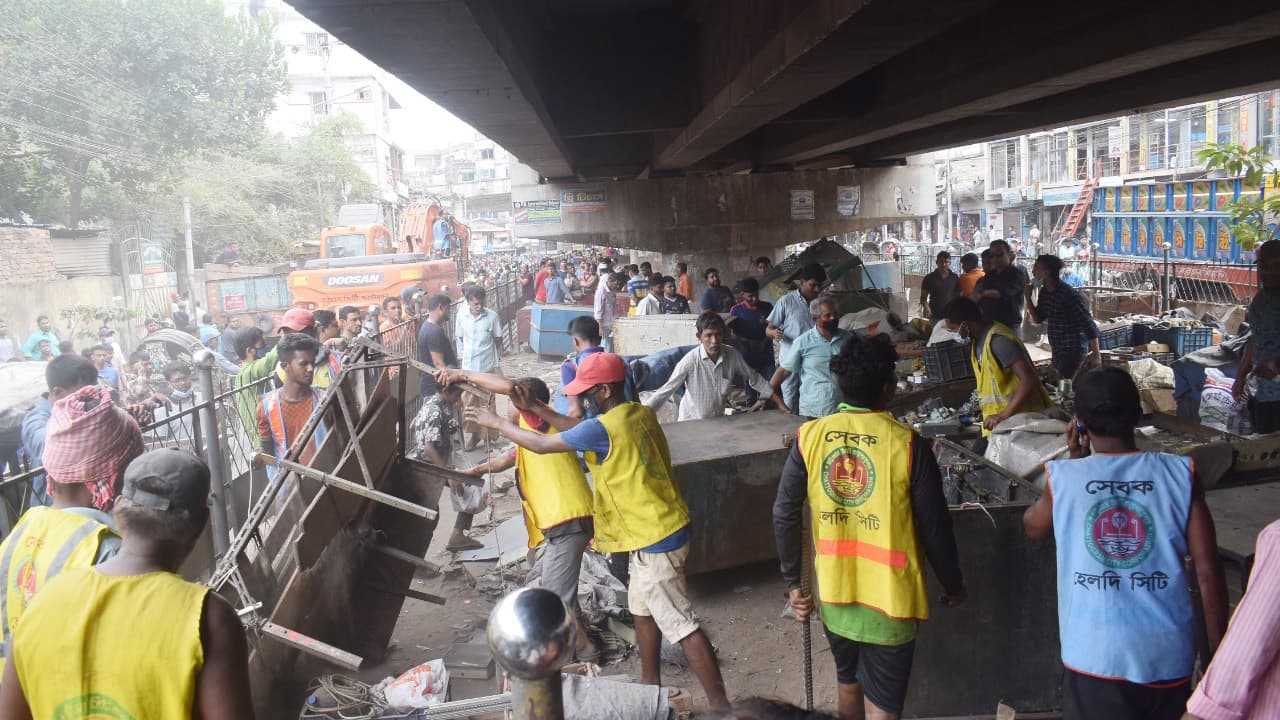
[292,0,1280,182]
[508,160,935,253]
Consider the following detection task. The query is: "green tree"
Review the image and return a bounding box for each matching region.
[178,114,378,264]
[1199,142,1280,251]
[0,0,287,226]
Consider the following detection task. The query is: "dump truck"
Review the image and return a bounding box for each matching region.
[288,201,470,311]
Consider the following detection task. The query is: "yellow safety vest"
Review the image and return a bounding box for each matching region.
[972,322,1051,437]
[516,416,594,549]
[586,403,690,553]
[798,411,930,621]
[0,506,112,671]
[14,568,207,720]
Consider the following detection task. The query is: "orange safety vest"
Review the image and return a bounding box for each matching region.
[262,386,328,475]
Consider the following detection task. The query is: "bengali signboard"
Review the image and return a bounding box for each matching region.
[790,190,815,220]
[836,185,861,216]
[513,199,562,225]
[560,188,607,212]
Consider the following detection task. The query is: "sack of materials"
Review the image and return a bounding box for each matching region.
[1199,368,1253,435]
[382,659,449,709]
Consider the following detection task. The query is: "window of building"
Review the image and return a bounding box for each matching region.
[1216,99,1240,146]
[309,91,329,120]
[478,168,495,180]
[479,148,494,160]
[1261,92,1279,159]
[460,171,475,182]
[356,87,372,102]
[1029,131,1070,185]
[989,139,1019,190]
[305,33,329,56]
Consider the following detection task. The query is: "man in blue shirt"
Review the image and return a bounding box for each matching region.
[543,268,569,304]
[89,344,120,393]
[468,352,729,710]
[699,268,734,313]
[22,315,60,360]
[767,263,828,410]
[771,295,849,418]
[21,355,99,506]
[728,278,775,378]
[1233,239,1280,433]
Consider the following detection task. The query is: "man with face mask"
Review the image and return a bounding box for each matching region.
[971,239,1030,337]
[770,296,849,419]
[943,297,1050,437]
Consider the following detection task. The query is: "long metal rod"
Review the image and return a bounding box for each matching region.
[257,454,437,520]
[259,621,363,670]
[197,354,231,555]
[354,336,493,402]
[801,511,814,712]
[334,387,375,488]
[369,543,442,575]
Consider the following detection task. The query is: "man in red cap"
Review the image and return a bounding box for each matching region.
[468,351,729,710]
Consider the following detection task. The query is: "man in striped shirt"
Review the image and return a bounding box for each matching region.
[1186,519,1280,719]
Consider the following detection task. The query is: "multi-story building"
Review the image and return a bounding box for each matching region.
[962,89,1280,256]
[227,0,407,204]
[407,138,515,251]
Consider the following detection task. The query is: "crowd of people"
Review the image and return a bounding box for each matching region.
[1,236,1277,720]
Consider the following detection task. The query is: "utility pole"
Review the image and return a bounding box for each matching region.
[183,196,197,310]
[945,154,954,243]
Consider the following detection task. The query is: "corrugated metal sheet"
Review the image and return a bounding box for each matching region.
[52,237,113,276]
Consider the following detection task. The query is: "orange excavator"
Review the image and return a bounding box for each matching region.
[289,201,470,311]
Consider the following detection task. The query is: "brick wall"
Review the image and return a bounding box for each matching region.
[0,227,60,285]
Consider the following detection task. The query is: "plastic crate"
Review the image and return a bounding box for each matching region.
[923,341,974,381]
[1131,323,1155,345]
[1164,326,1214,357]
[1097,323,1133,350]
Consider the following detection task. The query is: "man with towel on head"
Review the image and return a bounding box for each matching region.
[0,384,143,673]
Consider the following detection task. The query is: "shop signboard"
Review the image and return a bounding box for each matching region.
[1136,185,1149,212]
[790,189,815,220]
[1192,181,1211,211]
[1118,187,1133,212]
[513,199,562,225]
[1135,218,1149,257]
[1104,218,1117,253]
[1120,218,1133,254]
[1192,218,1210,261]
[1213,180,1233,211]
[1172,183,1188,211]
[560,188,607,212]
[1172,218,1187,257]
[1152,218,1166,257]
[1214,219,1235,263]
[1153,183,1168,212]
[835,185,861,216]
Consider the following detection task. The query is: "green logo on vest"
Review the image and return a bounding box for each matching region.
[820,446,876,508]
[1085,496,1155,569]
[52,692,135,720]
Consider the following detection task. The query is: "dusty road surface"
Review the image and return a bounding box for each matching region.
[353,350,840,714]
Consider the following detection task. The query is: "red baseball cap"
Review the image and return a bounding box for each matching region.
[279,308,315,332]
[563,352,627,396]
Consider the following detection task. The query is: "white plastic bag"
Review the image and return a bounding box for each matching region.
[1199,368,1252,435]
[383,659,449,709]
[449,475,491,515]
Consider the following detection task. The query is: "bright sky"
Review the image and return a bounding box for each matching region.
[382,72,483,155]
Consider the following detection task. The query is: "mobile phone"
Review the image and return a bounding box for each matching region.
[1074,420,1086,438]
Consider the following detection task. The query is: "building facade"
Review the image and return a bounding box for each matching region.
[936,89,1280,253]
[227,0,407,204]
[407,139,515,251]
[962,89,1280,252]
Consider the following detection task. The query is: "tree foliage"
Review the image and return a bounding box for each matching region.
[1199,142,1280,251]
[178,114,378,265]
[0,0,287,226]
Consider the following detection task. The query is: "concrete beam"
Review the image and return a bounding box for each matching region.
[509,159,936,253]
[654,0,995,171]
[850,39,1280,162]
[760,2,1280,164]
[291,0,574,178]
